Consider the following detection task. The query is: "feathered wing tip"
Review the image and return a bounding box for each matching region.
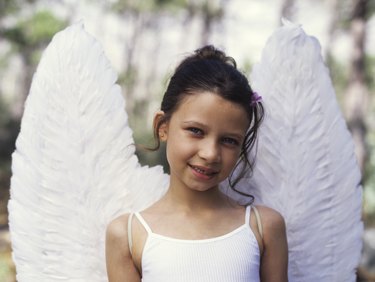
[222,22,363,281]
[8,23,168,282]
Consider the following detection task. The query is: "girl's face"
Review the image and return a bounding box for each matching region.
[156,91,250,193]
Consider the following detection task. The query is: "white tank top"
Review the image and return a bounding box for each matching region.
[134,206,260,282]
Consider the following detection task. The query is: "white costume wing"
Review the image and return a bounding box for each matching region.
[8,23,168,282]
[222,21,363,281]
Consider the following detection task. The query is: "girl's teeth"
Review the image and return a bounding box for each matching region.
[195,167,204,174]
[194,167,210,175]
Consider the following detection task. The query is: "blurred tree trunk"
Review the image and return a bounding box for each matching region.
[0,0,36,119]
[280,0,296,23]
[344,0,369,174]
[121,11,145,116]
[2,10,65,120]
[109,1,177,120]
[12,48,35,119]
[186,0,226,46]
[199,0,226,45]
[325,0,339,60]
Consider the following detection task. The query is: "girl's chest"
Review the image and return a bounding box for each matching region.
[141,226,260,282]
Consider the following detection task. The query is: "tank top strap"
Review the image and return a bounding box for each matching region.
[245,205,251,225]
[134,212,153,234]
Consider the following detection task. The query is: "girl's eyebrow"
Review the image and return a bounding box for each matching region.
[225,133,245,140]
[182,121,207,128]
[182,121,244,139]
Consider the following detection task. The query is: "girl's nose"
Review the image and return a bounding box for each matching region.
[198,139,221,163]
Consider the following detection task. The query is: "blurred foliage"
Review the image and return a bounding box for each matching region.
[365,129,375,215]
[0,251,15,282]
[335,0,374,30]
[2,10,66,54]
[327,55,349,101]
[0,9,66,164]
[109,0,187,13]
[108,0,225,15]
[135,132,169,171]
[117,66,138,98]
[0,0,36,18]
[364,52,375,219]
[241,58,253,77]
[0,100,19,163]
[365,55,375,91]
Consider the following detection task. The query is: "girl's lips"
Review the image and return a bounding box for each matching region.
[189,164,218,179]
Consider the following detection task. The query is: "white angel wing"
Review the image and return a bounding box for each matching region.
[222,21,363,281]
[8,23,169,282]
[253,21,364,281]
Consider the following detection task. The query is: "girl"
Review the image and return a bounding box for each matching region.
[106,45,288,281]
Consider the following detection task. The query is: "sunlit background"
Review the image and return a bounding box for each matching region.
[0,0,374,281]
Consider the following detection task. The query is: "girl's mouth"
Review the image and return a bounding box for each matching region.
[189,165,218,176]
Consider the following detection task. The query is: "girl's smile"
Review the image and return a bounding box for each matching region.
[189,164,219,180]
[157,91,250,193]
[189,164,218,174]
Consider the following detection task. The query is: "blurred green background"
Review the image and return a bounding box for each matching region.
[0,0,374,281]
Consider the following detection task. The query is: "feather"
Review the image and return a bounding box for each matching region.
[8,23,169,282]
[222,20,363,281]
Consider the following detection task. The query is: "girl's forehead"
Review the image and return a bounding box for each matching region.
[178,91,246,112]
[171,92,249,131]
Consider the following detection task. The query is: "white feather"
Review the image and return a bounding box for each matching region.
[222,21,363,281]
[8,23,169,282]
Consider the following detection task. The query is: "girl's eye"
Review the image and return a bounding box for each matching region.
[222,137,240,146]
[187,127,203,135]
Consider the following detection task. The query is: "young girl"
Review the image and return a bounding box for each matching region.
[105,45,288,281]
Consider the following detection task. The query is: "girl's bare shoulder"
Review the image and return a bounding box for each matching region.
[253,205,286,238]
[106,214,131,248]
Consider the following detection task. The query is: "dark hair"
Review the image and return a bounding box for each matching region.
[153,45,264,199]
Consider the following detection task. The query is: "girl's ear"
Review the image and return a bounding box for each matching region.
[153,111,168,141]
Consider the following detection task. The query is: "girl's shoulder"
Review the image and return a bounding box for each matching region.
[250,205,286,252]
[251,205,288,279]
[252,205,286,236]
[253,205,285,227]
[249,205,286,255]
[106,212,150,272]
[106,214,143,280]
[106,213,131,249]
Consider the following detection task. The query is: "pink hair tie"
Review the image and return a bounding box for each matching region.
[251,91,262,106]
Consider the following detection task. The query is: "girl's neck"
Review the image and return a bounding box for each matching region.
[163,181,229,213]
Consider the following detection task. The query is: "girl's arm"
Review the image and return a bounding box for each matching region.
[257,206,288,282]
[106,214,141,282]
